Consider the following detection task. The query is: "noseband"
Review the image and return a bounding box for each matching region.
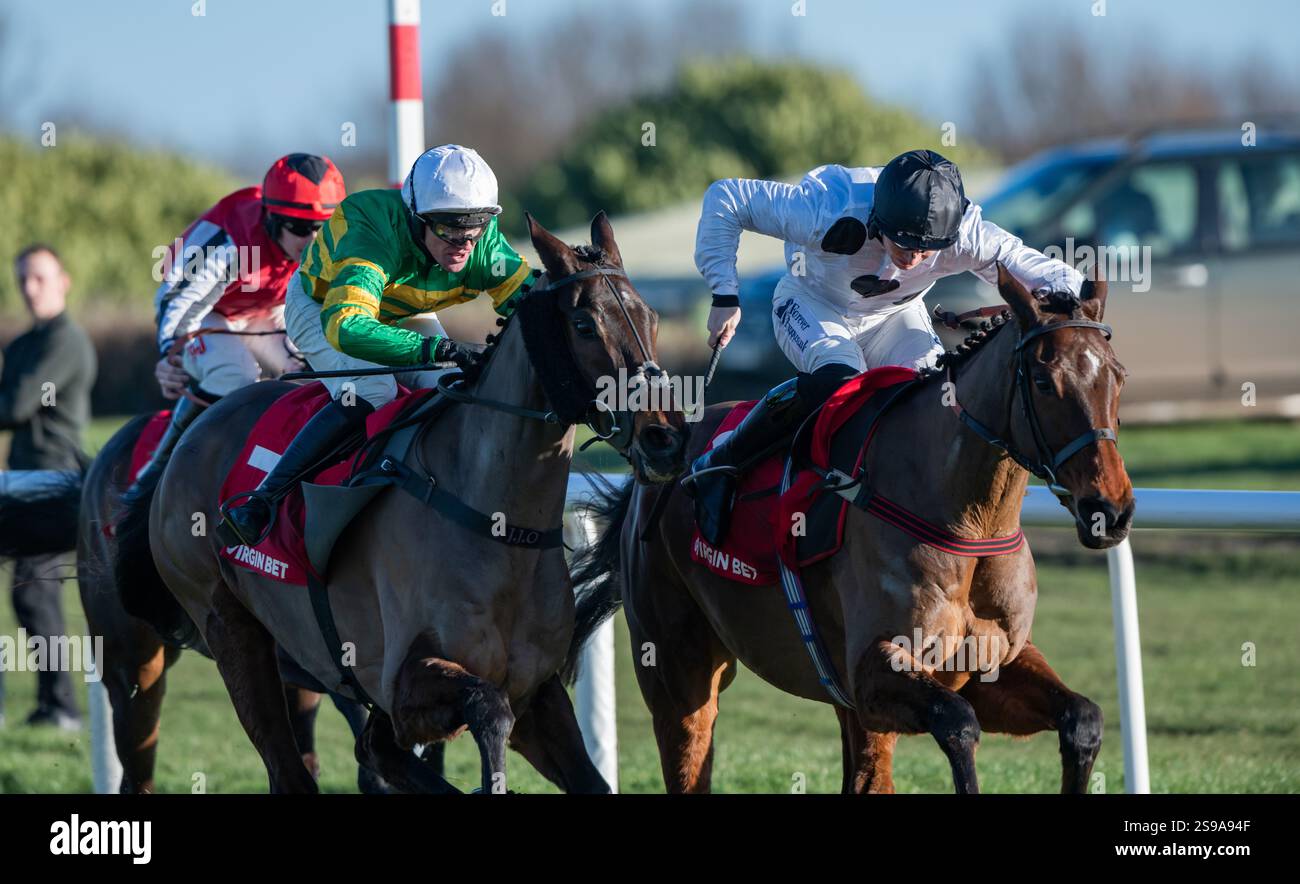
[530,263,662,455]
[945,314,1116,498]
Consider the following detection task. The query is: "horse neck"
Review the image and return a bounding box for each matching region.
[427,319,576,525]
[895,325,1029,536]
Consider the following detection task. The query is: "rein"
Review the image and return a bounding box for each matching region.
[938,306,1116,498]
[444,262,662,457]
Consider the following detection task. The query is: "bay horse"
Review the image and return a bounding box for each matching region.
[569,264,1133,794]
[0,415,388,792]
[114,212,687,794]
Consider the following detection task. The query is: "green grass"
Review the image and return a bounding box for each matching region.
[1,416,1296,793]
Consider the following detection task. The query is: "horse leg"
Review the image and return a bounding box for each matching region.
[283,684,323,781]
[959,641,1103,794]
[90,614,179,794]
[854,638,982,794]
[103,643,166,794]
[835,706,897,794]
[203,583,317,793]
[354,709,460,794]
[626,596,735,794]
[392,647,514,794]
[272,643,391,791]
[508,674,610,794]
[321,688,398,794]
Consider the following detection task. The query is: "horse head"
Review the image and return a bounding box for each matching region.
[995,261,1134,548]
[525,211,687,484]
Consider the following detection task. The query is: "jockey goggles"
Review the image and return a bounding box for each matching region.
[420,216,488,247]
[271,214,325,237]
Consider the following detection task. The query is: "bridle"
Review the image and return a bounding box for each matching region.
[435,261,662,458]
[943,311,1116,498]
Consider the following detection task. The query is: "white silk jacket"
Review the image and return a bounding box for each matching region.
[694,163,1083,319]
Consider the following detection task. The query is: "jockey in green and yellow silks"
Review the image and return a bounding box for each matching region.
[218,144,531,549]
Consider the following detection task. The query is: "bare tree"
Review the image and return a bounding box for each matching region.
[426,0,748,187]
[966,16,1300,160]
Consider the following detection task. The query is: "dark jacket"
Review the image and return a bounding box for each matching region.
[0,311,97,470]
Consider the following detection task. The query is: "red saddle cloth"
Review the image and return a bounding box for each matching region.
[128,410,172,486]
[689,366,919,586]
[101,411,174,538]
[216,382,433,585]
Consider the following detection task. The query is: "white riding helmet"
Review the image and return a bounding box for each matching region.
[401,144,502,226]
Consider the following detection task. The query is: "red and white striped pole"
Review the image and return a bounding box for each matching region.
[388,0,424,187]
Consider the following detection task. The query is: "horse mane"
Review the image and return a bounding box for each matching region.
[571,244,606,264]
[922,310,1013,379]
[469,242,610,380]
[468,258,597,424]
[1038,290,1084,316]
[920,288,1088,381]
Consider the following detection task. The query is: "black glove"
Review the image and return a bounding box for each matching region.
[426,335,479,369]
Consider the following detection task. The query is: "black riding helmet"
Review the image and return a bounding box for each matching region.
[867,149,970,252]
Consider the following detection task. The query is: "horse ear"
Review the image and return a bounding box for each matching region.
[996,263,1039,327]
[526,212,579,280]
[590,210,623,267]
[1080,255,1108,321]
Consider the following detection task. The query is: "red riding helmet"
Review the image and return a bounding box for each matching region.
[262,154,346,221]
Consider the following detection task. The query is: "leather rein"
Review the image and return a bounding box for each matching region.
[435,263,661,459]
[936,304,1116,498]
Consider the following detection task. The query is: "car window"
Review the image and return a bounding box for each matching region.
[1217,152,1300,251]
[980,157,1111,237]
[1060,162,1199,257]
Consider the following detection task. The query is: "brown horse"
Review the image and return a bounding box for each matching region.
[570,264,1133,794]
[114,213,687,793]
[0,414,386,792]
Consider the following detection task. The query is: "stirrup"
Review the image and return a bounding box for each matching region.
[679,463,740,490]
[217,490,278,548]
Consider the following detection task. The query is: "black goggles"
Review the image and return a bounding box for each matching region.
[420,218,486,247]
[273,215,325,237]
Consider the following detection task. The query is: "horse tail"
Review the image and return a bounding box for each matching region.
[560,472,636,685]
[114,456,198,648]
[0,469,83,557]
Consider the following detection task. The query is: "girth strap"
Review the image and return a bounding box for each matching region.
[306,570,380,708]
[357,456,565,550]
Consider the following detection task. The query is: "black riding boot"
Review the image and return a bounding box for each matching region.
[685,378,813,546]
[122,395,207,503]
[217,397,373,548]
[685,364,859,546]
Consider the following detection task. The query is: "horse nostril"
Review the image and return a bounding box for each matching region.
[1078,496,1128,534]
[640,424,678,454]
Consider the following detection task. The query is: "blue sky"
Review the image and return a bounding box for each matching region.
[3,0,1296,174]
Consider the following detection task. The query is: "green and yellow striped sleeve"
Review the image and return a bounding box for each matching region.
[316,205,425,366]
[469,220,531,317]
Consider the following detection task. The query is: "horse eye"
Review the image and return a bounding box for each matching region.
[572,316,597,339]
[1033,373,1055,394]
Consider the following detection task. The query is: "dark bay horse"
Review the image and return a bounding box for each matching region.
[571,264,1133,794]
[0,414,384,792]
[115,213,687,794]
[85,416,392,791]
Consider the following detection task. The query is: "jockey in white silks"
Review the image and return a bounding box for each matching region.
[686,149,1084,545]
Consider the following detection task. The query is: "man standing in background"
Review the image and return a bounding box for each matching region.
[0,244,97,730]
